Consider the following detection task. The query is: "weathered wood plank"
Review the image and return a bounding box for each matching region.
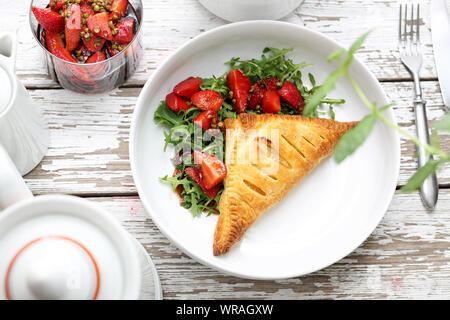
[4,0,439,88]
[24,81,450,195]
[92,190,450,299]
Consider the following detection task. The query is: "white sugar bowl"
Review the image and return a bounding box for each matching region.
[0,146,141,300]
[198,0,303,22]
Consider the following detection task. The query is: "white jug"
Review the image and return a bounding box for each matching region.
[0,32,49,175]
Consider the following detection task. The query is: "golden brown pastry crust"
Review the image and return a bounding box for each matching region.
[213,113,358,256]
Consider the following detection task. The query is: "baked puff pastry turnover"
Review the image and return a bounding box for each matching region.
[213,113,358,256]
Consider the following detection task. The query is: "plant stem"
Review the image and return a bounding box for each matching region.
[320,98,346,105]
[345,74,450,160]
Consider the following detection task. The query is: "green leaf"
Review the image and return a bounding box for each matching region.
[400,159,440,192]
[327,48,345,62]
[435,113,450,132]
[343,30,372,68]
[303,69,343,116]
[333,113,377,163]
[308,73,316,87]
[154,102,183,128]
[329,105,336,120]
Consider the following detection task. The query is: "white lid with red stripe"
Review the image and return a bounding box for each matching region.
[0,195,141,300]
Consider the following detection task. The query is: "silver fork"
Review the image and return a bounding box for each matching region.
[398,2,438,209]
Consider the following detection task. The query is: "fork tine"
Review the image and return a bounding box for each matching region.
[410,3,414,53]
[416,3,420,45]
[403,3,408,45]
[399,3,402,43]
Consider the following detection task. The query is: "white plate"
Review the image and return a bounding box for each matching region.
[130,21,400,280]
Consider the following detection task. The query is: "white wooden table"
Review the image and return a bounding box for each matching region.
[5,0,450,299]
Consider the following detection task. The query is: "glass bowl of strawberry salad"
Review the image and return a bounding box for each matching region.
[29,0,143,93]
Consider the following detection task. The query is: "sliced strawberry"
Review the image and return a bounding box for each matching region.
[193,110,218,130]
[31,7,64,33]
[86,51,106,63]
[227,69,251,113]
[76,42,92,57]
[83,35,106,52]
[85,51,106,76]
[248,83,266,110]
[264,77,280,91]
[191,90,224,112]
[65,4,82,52]
[45,31,64,55]
[165,92,191,113]
[106,42,118,56]
[278,80,305,110]
[52,47,78,63]
[49,0,64,12]
[262,90,281,113]
[87,12,113,41]
[113,18,135,44]
[193,151,227,190]
[185,167,219,199]
[80,3,95,16]
[105,41,130,57]
[110,0,128,20]
[174,77,203,98]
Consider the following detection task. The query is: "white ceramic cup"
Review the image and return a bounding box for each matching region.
[0,146,141,300]
[198,0,303,22]
[0,32,49,176]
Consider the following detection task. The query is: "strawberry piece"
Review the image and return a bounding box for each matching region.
[278,80,305,110]
[113,18,135,44]
[264,77,280,91]
[185,167,219,199]
[83,35,106,52]
[52,47,78,63]
[174,77,203,98]
[191,90,224,112]
[227,69,251,113]
[248,83,266,110]
[106,42,119,56]
[80,3,95,16]
[45,31,64,55]
[87,12,113,41]
[165,92,191,113]
[85,51,106,76]
[110,0,128,20]
[49,0,64,12]
[76,42,92,56]
[86,51,106,63]
[262,90,281,113]
[193,110,218,130]
[31,7,64,33]
[65,4,82,52]
[193,151,227,190]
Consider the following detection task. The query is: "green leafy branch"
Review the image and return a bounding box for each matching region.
[304,31,450,192]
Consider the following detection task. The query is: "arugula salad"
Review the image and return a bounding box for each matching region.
[154,47,345,216]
